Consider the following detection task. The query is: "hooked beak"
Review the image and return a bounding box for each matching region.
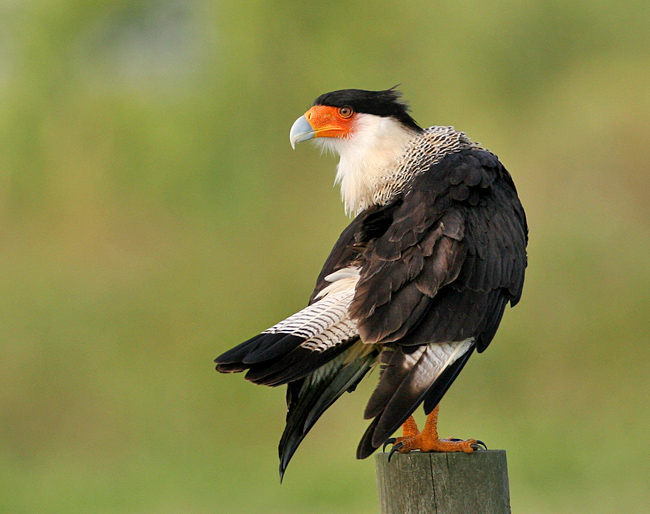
[289,115,315,149]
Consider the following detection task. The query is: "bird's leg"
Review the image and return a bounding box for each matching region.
[387,405,485,458]
[382,415,419,453]
[401,415,420,438]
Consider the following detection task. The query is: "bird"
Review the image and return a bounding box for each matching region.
[215,87,528,480]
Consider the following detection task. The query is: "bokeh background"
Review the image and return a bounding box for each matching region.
[1,1,649,513]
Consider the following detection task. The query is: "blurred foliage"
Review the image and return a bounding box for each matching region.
[1,0,649,513]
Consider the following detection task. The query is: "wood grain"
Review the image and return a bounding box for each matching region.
[375,450,511,514]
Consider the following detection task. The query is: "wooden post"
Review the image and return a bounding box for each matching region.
[375,450,511,514]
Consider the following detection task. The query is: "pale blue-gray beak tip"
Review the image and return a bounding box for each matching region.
[289,115,315,149]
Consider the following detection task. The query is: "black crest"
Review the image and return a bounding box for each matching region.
[314,87,422,132]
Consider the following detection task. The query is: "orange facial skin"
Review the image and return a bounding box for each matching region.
[304,105,356,139]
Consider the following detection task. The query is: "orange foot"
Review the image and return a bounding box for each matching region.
[384,405,486,461]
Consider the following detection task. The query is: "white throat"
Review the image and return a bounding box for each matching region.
[314,114,418,216]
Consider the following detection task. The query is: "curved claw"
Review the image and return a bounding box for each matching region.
[387,442,403,462]
[473,439,488,450]
[382,438,397,453]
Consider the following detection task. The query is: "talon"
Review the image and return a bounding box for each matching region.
[386,407,483,456]
[383,438,397,453]
[387,442,403,462]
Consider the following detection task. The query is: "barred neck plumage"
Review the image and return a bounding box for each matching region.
[371,126,479,208]
[316,117,478,215]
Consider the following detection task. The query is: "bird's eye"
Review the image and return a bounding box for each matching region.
[338,106,354,119]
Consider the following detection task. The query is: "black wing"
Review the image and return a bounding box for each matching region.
[215,208,381,477]
[276,204,404,477]
[353,148,528,458]
[308,200,403,303]
[215,147,527,468]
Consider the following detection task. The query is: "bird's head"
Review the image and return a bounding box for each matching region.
[289,88,422,152]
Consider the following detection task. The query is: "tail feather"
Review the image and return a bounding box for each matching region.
[356,340,474,459]
[215,290,359,387]
[363,345,426,420]
[279,343,379,481]
[422,345,474,414]
[216,332,298,367]
[244,336,357,386]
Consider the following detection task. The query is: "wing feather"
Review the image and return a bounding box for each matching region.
[216,142,528,467]
[351,148,527,457]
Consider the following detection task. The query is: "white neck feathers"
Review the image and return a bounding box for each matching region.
[314,114,418,216]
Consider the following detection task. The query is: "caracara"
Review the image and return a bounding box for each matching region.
[215,88,528,479]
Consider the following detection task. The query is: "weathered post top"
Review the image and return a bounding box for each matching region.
[375,450,511,514]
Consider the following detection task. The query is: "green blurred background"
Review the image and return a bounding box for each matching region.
[1,1,649,513]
